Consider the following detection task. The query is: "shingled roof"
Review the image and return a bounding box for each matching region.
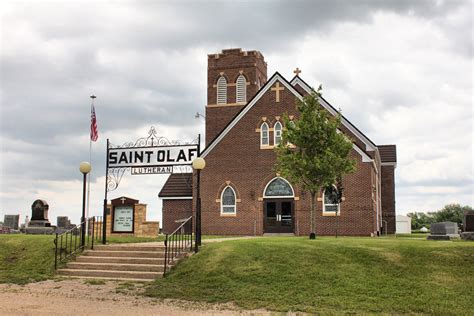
[158,173,193,198]
[378,145,397,163]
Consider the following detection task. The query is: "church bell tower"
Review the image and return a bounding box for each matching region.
[206,48,267,145]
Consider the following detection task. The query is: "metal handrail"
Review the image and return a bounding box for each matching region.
[54,216,102,269]
[163,216,193,276]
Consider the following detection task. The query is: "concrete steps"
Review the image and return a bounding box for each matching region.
[57,243,174,281]
[75,256,165,265]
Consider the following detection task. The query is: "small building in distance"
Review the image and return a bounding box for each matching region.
[396,215,412,234]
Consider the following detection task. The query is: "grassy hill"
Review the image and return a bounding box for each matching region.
[146,237,474,315]
[0,235,56,284]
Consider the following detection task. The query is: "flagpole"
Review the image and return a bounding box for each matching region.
[88,95,97,219]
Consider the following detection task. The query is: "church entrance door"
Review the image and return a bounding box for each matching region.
[263,199,294,233]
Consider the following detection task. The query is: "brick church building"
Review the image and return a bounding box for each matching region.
[160,48,397,236]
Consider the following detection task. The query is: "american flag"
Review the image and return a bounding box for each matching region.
[90,104,98,142]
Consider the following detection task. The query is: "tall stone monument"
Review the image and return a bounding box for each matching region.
[461,210,474,241]
[25,200,55,234]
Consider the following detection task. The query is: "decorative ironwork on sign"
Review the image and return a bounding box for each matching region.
[106,126,199,192]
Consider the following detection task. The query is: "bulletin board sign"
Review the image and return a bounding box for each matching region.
[113,206,134,233]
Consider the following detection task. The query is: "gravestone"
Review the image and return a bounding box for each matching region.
[56,216,73,234]
[25,200,54,234]
[57,216,69,228]
[427,221,459,240]
[461,210,474,241]
[4,215,20,230]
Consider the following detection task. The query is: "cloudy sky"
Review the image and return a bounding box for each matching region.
[1,0,472,226]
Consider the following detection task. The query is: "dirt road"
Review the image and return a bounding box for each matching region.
[0,279,276,315]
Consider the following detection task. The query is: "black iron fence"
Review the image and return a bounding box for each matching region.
[164,216,193,276]
[54,216,103,269]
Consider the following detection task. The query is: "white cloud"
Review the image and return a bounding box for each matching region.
[1,0,472,225]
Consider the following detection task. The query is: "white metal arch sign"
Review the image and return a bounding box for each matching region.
[105,126,200,192]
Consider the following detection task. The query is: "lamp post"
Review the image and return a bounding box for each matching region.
[79,161,91,248]
[192,157,206,252]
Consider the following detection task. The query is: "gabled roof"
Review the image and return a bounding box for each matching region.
[202,71,378,163]
[378,145,397,163]
[202,72,302,158]
[290,75,377,152]
[158,173,193,198]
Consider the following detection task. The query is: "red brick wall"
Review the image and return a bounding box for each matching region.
[162,199,193,234]
[206,49,267,144]
[381,165,396,234]
[199,78,379,236]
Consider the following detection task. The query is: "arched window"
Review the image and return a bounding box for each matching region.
[274,121,282,145]
[287,120,295,146]
[264,177,294,198]
[236,74,246,103]
[217,76,227,104]
[261,122,269,146]
[323,186,340,213]
[221,186,236,214]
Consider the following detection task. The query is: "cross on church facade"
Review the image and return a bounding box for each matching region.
[271,82,285,102]
[293,67,301,75]
[120,197,127,204]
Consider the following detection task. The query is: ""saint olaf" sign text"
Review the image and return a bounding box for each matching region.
[108,145,198,168]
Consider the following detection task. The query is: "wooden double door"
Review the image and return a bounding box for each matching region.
[263,199,294,233]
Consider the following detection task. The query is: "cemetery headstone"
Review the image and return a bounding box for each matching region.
[25,199,54,234]
[461,210,474,241]
[56,216,73,234]
[57,216,69,228]
[427,221,459,240]
[4,215,20,230]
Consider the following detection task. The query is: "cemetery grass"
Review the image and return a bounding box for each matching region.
[146,237,474,315]
[0,235,56,284]
[107,235,237,244]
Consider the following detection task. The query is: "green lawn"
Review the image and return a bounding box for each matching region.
[0,234,56,284]
[146,237,474,315]
[107,235,165,244]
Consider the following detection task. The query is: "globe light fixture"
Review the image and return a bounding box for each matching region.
[79,161,91,247]
[192,157,206,170]
[192,157,206,252]
[79,161,92,174]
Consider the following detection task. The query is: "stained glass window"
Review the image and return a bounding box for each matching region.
[261,122,269,146]
[221,186,236,214]
[324,186,339,213]
[264,178,294,197]
[274,121,282,145]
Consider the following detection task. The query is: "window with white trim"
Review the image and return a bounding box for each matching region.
[217,76,227,104]
[221,186,236,214]
[264,177,294,198]
[287,120,295,146]
[261,122,269,146]
[323,186,340,213]
[274,121,282,145]
[236,75,246,103]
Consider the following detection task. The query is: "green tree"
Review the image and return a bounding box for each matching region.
[433,203,472,225]
[407,212,435,230]
[275,88,356,238]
